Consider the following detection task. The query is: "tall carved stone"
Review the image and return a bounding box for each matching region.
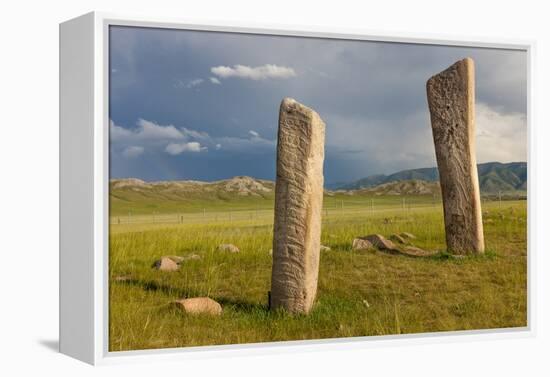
[270,98,326,314]
[427,58,484,254]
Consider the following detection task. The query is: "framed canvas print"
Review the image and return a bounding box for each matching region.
[60,12,534,365]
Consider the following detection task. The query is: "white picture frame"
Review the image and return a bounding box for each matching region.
[59,11,535,365]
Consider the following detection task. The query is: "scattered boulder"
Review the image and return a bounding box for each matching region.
[173,297,222,315]
[268,248,273,255]
[399,246,438,258]
[152,257,179,271]
[399,232,416,240]
[352,238,374,251]
[363,234,398,252]
[217,244,240,253]
[389,234,407,244]
[320,245,331,252]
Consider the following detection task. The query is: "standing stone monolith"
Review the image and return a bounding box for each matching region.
[270,98,326,314]
[426,57,485,254]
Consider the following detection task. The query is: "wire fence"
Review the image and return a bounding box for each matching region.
[109,194,521,226]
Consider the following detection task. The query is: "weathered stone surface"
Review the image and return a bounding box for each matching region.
[173,297,222,315]
[400,246,438,258]
[270,98,326,314]
[217,244,240,253]
[427,58,484,254]
[363,234,397,252]
[400,232,416,240]
[166,255,184,264]
[352,238,374,251]
[152,257,179,271]
[389,234,407,244]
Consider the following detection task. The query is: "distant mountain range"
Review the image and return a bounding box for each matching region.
[329,162,527,193]
[110,162,527,211]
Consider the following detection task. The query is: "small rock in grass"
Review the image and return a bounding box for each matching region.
[352,238,374,251]
[320,245,331,252]
[173,297,222,315]
[268,249,273,255]
[181,253,202,261]
[389,234,407,244]
[152,257,179,271]
[363,234,398,252]
[399,246,438,258]
[217,244,240,253]
[399,232,416,240]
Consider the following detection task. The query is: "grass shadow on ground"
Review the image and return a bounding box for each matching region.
[113,277,270,314]
[215,296,269,314]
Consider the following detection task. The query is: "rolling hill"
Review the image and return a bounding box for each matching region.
[109,176,276,215]
[109,162,526,215]
[336,162,526,193]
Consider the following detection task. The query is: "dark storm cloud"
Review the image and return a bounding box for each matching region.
[109,26,527,184]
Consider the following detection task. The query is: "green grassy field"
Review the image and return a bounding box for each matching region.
[108,195,527,351]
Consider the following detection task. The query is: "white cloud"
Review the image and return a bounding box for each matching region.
[215,132,275,153]
[110,119,185,142]
[174,78,204,89]
[209,77,221,85]
[210,64,296,80]
[475,103,527,163]
[110,119,276,157]
[181,127,210,141]
[165,142,206,155]
[321,102,527,177]
[136,118,185,140]
[122,146,144,158]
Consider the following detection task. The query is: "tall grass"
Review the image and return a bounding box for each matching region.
[109,199,527,351]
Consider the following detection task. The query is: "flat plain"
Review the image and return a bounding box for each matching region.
[108,182,527,351]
